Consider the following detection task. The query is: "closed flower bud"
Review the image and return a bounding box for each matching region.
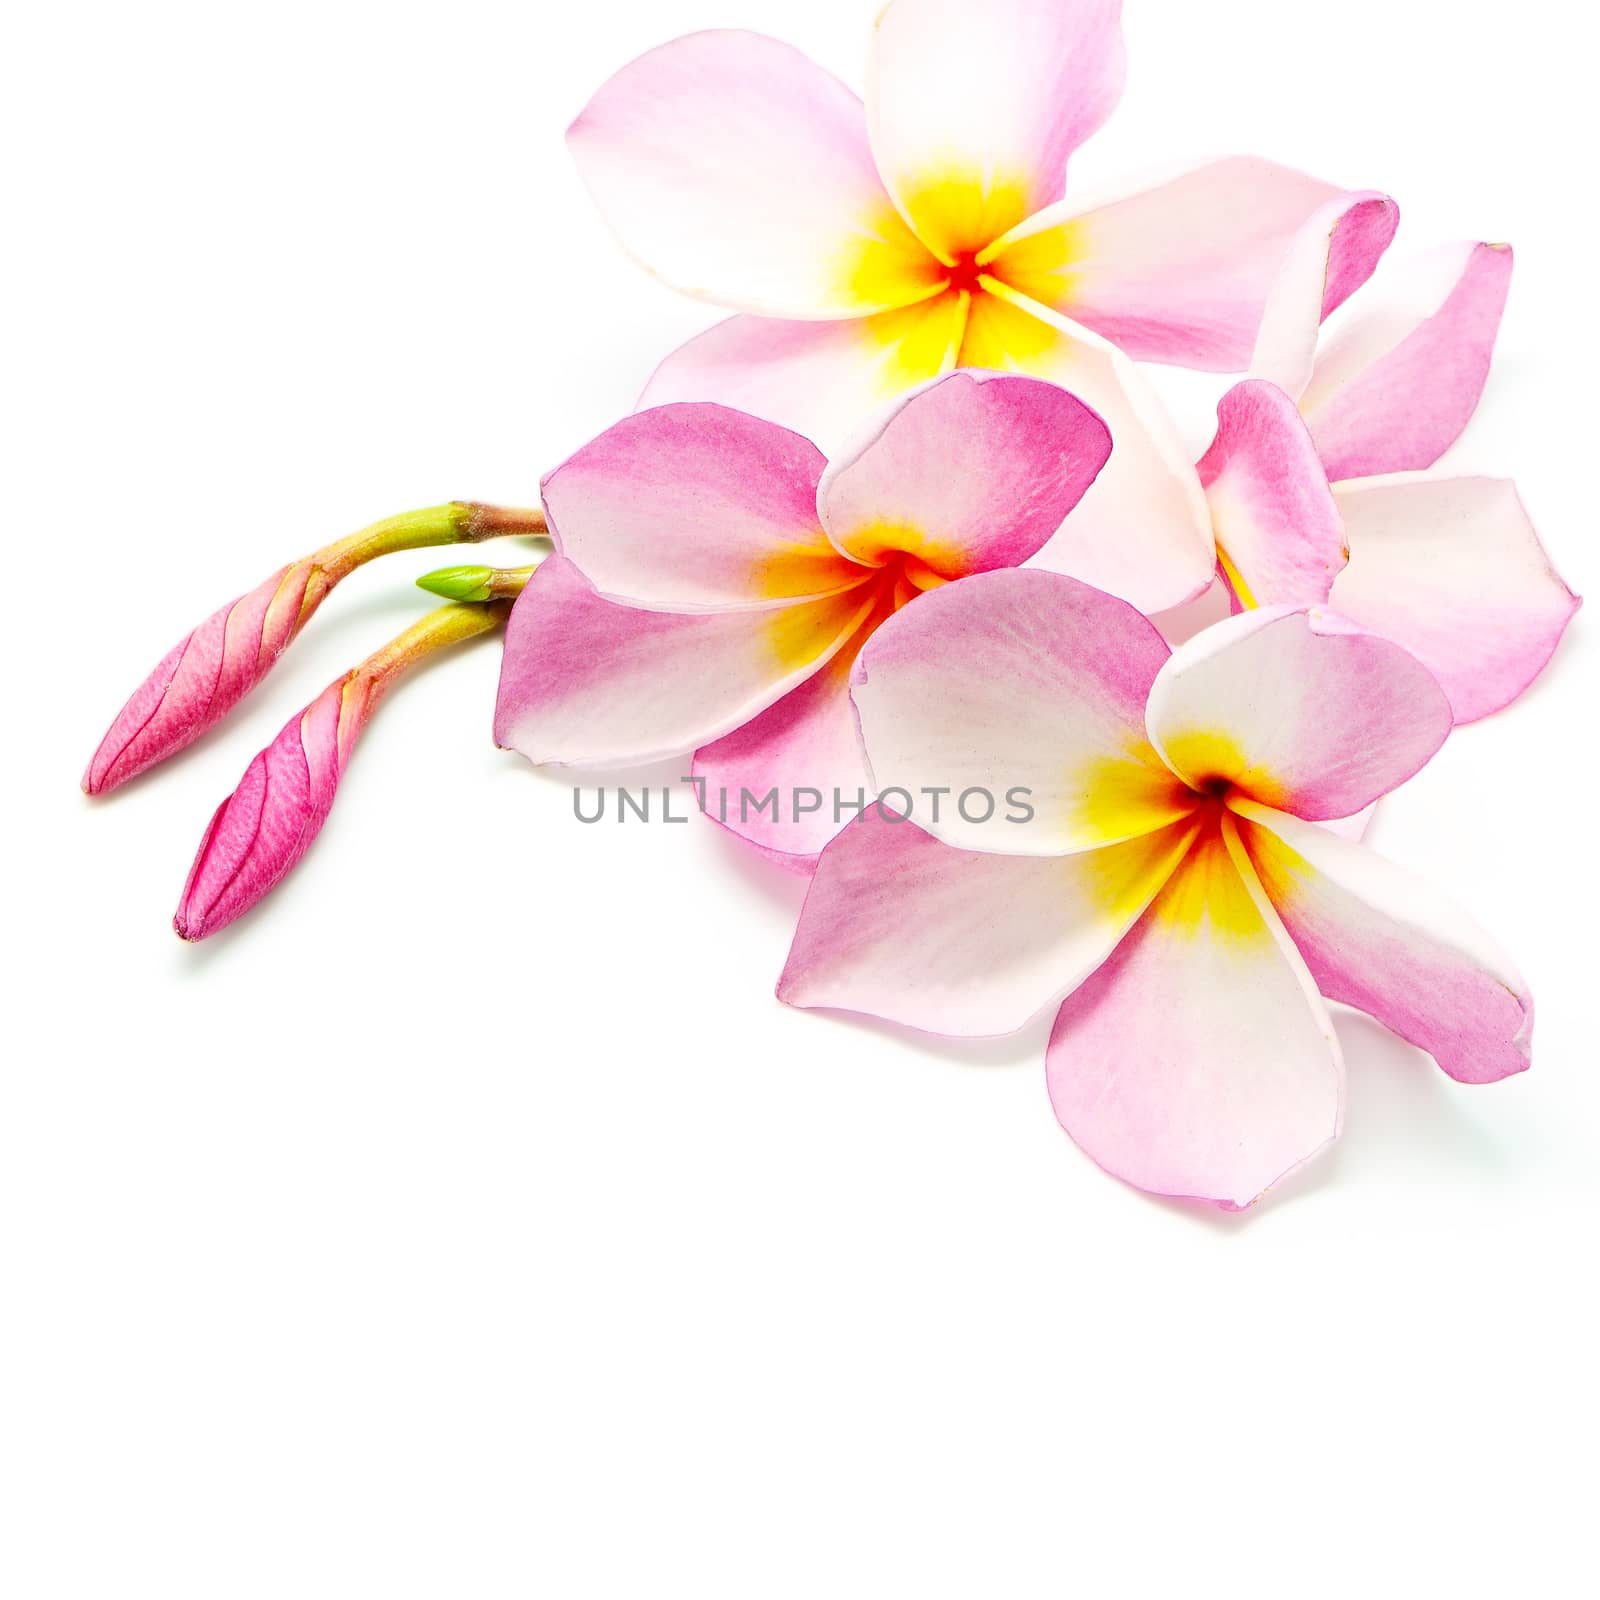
[84,502,545,795]
[173,597,517,940]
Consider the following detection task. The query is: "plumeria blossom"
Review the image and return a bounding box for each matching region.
[494,371,1113,862]
[176,596,518,940]
[780,569,1533,1208]
[1193,195,1578,720]
[84,502,545,795]
[569,0,1398,611]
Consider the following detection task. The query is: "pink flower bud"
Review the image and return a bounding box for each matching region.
[84,502,546,796]
[83,558,329,796]
[173,675,370,941]
[172,596,518,940]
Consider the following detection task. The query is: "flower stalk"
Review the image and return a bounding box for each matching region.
[83,501,547,795]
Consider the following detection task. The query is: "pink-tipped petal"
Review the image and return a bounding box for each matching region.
[1233,798,1533,1084]
[1145,605,1453,821]
[959,288,1217,610]
[173,678,353,940]
[84,561,315,794]
[778,809,1196,1037]
[850,569,1196,854]
[866,0,1126,260]
[1328,474,1579,722]
[1250,192,1407,399]
[1300,242,1515,480]
[693,616,879,866]
[816,370,1111,575]
[639,301,974,459]
[540,404,854,611]
[989,160,1394,369]
[1046,813,1343,1208]
[1198,380,1347,609]
[567,30,941,319]
[493,556,875,768]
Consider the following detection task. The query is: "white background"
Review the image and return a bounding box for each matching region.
[4,1,1598,1593]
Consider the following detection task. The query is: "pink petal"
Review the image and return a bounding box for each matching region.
[173,679,351,940]
[816,370,1111,575]
[988,160,1395,368]
[1145,605,1453,820]
[960,288,1216,611]
[1046,812,1343,1208]
[693,614,880,868]
[1197,380,1347,609]
[540,403,856,611]
[850,569,1197,854]
[778,809,1196,1036]
[1250,192,1407,399]
[493,556,875,768]
[1233,798,1532,1084]
[1300,242,1515,480]
[1329,474,1579,722]
[639,301,973,458]
[567,30,943,318]
[866,0,1126,261]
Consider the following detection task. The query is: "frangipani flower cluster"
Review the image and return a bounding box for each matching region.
[568,0,1399,611]
[778,570,1532,1208]
[85,0,1580,1209]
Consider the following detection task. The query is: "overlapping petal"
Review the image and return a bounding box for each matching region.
[1298,241,1514,479]
[866,0,1126,260]
[1198,380,1347,609]
[959,287,1217,609]
[1328,475,1579,722]
[1233,799,1533,1084]
[778,809,1197,1036]
[567,30,943,318]
[692,605,886,866]
[638,301,972,459]
[1145,606,1453,820]
[988,160,1396,368]
[493,556,874,767]
[849,569,1195,854]
[1046,813,1343,1208]
[816,371,1111,575]
[1249,191,1408,398]
[540,403,853,610]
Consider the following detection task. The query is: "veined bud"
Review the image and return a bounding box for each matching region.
[173,597,518,940]
[84,502,545,795]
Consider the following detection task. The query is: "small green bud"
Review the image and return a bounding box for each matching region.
[416,564,495,603]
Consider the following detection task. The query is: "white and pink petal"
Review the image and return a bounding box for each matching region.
[866,0,1126,261]
[542,404,853,610]
[779,809,1196,1037]
[1145,605,1453,820]
[493,556,874,768]
[1329,474,1579,723]
[1300,241,1515,480]
[960,286,1217,611]
[568,29,943,318]
[989,160,1396,369]
[1232,799,1533,1085]
[1046,814,1344,1208]
[850,569,1196,854]
[817,370,1111,576]
[1198,379,1347,609]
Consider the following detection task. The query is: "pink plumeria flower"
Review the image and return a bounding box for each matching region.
[1196,196,1578,719]
[176,598,515,940]
[84,502,544,796]
[780,569,1532,1209]
[494,371,1115,863]
[569,0,1397,613]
